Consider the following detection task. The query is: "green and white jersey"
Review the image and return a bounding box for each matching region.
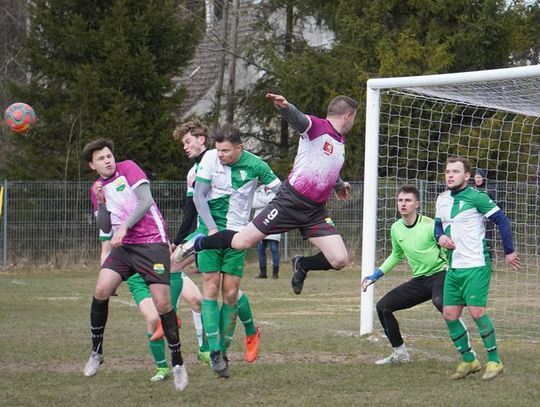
[380,215,446,278]
[186,163,198,197]
[195,149,279,231]
[435,186,499,269]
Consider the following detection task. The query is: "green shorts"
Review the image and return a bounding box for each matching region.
[198,248,246,277]
[127,272,184,305]
[443,266,492,307]
[127,273,151,305]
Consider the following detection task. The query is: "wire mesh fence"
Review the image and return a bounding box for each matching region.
[0,180,537,269]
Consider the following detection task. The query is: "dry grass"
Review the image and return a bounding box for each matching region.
[1,265,539,406]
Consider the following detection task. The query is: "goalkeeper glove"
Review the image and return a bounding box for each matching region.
[361,268,384,292]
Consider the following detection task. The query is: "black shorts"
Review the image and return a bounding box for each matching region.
[252,181,339,239]
[102,243,170,285]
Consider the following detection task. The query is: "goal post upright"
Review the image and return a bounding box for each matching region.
[359,64,540,336]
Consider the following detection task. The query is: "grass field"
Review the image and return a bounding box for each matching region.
[1,264,539,406]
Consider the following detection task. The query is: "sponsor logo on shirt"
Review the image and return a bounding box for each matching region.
[153,263,165,275]
[323,141,334,155]
[114,178,126,192]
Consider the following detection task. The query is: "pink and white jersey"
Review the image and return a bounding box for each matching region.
[90,160,167,244]
[288,115,345,204]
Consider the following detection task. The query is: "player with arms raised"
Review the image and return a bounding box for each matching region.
[177,93,358,295]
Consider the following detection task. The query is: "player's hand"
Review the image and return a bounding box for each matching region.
[111,224,128,248]
[361,268,384,292]
[438,235,455,250]
[334,182,351,201]
[506,252,521,271]
[265,93,289,109]
[170,243,177,253]
[93,181,106,204]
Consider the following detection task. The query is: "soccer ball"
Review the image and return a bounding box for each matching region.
[4,102,37,134]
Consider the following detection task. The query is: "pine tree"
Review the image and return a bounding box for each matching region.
[4,0,201,180]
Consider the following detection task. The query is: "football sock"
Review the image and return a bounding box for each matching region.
[474,315,501,363]
[237,293,256,336]
[90,297,109,354]
[446,319,476,362]
[160,310,183,366]
[146,332,168,368]
[169,272,183,312]
[219,303,238,351]
[299,252,333,272]
[192,310,204,348]
[196,230,237,251]
[202,299,221,351]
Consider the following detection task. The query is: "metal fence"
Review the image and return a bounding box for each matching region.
[1,180,538,269]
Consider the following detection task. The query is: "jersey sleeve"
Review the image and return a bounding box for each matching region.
[379,223,405,273]
[474,190,499,217]
[195,151,213,184]
[99,228,113,241]
[90,186,98,213]
[257,160,279,188]
[122,160,149,189]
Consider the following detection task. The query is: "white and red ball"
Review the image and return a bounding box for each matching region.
[4,102,37,134]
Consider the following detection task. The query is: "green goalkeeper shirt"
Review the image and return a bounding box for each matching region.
[379,214,447,278]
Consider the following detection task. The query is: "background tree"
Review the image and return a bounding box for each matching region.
[2,0,201,180]
[237,0,537,180]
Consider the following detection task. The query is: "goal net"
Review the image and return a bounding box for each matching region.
[361,65,540,341]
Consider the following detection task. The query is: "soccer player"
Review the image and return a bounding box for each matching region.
[176,93,358,295]
[361,185,447,364]
[435,157,520,380]
[82,138,188,391]
[171,120,262,364]
[189,124,280,378]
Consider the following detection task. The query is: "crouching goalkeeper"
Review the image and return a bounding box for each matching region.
[362,185,446,365]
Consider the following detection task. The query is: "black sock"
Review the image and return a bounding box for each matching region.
[160,310,184,366]
[90,297,109,354]
[299,252,333,272]
[197,230,237,250]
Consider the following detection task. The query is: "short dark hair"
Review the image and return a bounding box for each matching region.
[397,185,420,201]
[82,138,114,163]
[212,123,242,145]
[327,95,358,117]
[446,156,471,174]
[173,119,209,145]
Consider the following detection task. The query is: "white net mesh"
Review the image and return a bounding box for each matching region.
[372,74,540,340]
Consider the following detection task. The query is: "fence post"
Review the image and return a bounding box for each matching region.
[2,179,7,269]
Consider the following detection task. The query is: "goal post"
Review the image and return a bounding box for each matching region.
[360,65,540,339]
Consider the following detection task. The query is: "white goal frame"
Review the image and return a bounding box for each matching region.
[360,64,540,335]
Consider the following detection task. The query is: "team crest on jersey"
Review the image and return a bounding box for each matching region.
[153,263,165,275]
[459,201,465,210]
[240,170,247,181]
[114,178,126,192]
[323,141,334,155]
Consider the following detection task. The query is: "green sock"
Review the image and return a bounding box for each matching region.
[146,333,168,368]
[237,293,256,336]
[219,303,238,352]
[474,315,500,363]
[199,313,210,352]
[202,299,220,352]
[169,272,183,312]
[446,319,476,362]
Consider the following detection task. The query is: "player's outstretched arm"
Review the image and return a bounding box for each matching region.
[361,268,384,292]
[266,93,310,133]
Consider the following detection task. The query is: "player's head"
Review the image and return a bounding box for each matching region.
[326,95,358,135]
[445,156,471,191]
[474,168,486,187]
[82,138,116,178]
[397,185,420,217]
[212,124,243,165]
[173,119,209,159]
